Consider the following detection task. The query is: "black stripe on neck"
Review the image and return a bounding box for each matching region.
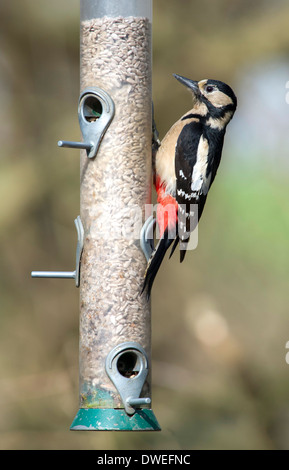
[181,113,204,121]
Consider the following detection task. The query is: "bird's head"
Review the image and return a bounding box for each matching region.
[173,74,237,126]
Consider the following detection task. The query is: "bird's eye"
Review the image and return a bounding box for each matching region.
[205,85,215,93]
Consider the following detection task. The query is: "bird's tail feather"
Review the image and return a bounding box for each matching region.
[169,235,189,263]
[169,236,179,259]
[142,227,175,299]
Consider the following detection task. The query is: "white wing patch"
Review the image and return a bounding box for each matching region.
[177,188,193,200]
[179,169,187,180]
[191,135,211,198]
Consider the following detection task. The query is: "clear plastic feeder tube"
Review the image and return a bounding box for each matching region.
[75,0,155,428]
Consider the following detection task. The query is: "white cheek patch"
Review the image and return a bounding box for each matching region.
[209,91,234,108]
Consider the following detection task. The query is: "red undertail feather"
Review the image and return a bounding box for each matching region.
[142,176,178,299]
[155,176,178,237]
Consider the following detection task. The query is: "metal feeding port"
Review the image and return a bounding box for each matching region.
[106,342,151,415]
[58,86,115,159]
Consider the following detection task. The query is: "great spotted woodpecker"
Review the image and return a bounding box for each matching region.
[143,74,237,297]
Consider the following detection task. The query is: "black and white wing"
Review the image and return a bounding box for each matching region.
[174,121,209,261]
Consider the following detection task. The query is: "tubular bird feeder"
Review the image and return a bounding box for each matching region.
[32,0,160,431]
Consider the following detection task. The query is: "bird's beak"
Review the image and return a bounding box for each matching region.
[173,74,200,98]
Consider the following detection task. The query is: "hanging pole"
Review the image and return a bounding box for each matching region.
[70,0,160,431]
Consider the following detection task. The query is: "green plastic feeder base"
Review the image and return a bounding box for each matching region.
[70,408,161,431]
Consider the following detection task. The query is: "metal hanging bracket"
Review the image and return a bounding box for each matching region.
[105,342,151,415]
[31,215,84,287]
[58,86,115,159]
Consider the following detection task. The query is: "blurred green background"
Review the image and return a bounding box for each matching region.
[1,0,289,450]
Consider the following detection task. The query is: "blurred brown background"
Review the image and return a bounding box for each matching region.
[1,0,289,450]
